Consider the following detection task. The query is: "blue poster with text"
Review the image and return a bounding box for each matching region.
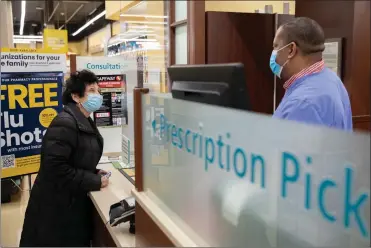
[1,72,63,178]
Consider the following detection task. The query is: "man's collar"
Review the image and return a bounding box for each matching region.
[283,60,325,90]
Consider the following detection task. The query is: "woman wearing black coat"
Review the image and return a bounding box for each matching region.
[20,70,110,247]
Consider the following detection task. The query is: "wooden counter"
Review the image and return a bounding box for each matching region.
[89,163,135,247]
[132,189,198,247]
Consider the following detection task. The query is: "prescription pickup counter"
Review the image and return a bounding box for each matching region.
[131,92,370,247]
[88,158,135,247]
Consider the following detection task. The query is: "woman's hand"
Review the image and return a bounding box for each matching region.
[97,169,108,175]
[101,176,109,188]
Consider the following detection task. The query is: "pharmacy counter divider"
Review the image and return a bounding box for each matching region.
[88,162,135,247]
[131,91,370,247]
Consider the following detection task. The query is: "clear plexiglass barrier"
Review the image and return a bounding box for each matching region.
[141,93,370,247]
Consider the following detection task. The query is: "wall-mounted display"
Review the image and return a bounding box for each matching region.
[323,38,343,79]
[93,75,128,127]
[76,56,132,128]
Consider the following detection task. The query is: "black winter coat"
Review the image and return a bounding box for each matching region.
[20,103,104,247]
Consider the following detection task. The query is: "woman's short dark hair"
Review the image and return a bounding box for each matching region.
[62,70,98,105]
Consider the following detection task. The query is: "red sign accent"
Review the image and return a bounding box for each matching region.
[98,81,124,88]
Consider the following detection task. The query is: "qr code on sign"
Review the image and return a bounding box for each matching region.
[1,155,15,169]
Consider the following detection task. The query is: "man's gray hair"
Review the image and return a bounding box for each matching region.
[280,17,325,55]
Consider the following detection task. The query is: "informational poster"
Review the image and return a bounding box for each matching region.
[43,29,68,54]
[93,74,128,127]
[97,74,124,88]
[0,48,67,73]
[76,56,137,154]
[1,72,64,178]
[0,48,66,178]
[76,56,129,128]
[111,91,126,126]
[122,134,134,167]
[323,38,342,78]
[137,54,144,88]
[94,92,112,126]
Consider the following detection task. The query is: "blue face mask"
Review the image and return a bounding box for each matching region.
[269,43,291,78]
[81,93,103,113]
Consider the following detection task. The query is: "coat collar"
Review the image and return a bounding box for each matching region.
[64,103,96,134]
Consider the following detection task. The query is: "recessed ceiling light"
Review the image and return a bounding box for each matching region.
[72,10,106,36]
[120,14,168,19]
[20,1,26,35]
[32,23,37,27]
[124,21,167,25]
[60,12,64,16]
[36,6,43,10]
[14,35,43,39]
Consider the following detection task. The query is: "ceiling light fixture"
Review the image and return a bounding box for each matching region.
[14,38,43,44]
[89,8,97,16]
[124,21,166,25]
[14,35,43,39]
[72,10,106,36]
[120,14,168,19]
[58,3,84,30]
[127,29,155,33]
[14,40,32,44]
[128,25,164,30]
[20,1,26,35]
[36,6,43,10]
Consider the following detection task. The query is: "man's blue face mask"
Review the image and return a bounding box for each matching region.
[269,43,292,78]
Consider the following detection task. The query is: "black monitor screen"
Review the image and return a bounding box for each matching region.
[168,63,250,111]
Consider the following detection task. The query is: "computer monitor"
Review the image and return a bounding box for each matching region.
[168,63,250,111]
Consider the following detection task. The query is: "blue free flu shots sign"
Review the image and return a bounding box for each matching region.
[1,71,63,178]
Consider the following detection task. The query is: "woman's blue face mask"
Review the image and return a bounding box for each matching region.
[82,93,103,113]
[269,43,292,78]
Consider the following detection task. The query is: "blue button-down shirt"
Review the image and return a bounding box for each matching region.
[273,67,352,131]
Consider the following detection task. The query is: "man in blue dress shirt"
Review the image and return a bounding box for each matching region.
[271,17,352,131]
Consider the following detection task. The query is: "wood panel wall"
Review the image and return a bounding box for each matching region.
[275,14,295,108]
[135,204,174,247]
[69,54,77,73]
[295,0,370,131]
[91,207,117,247]
[188,1,205,64]
[206,12,293,114]
[168,0,206,66]
[349,1,370,131]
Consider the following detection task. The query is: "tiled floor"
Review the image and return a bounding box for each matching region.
[1,176,34,247]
